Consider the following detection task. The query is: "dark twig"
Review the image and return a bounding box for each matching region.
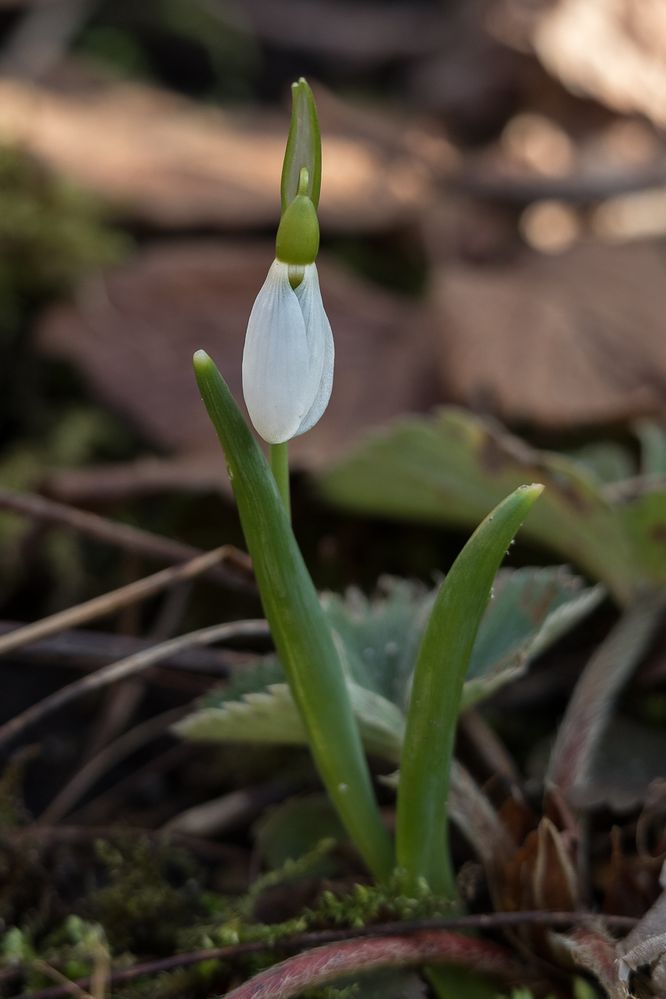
[0,619,268,749]
[0,487,253,590]
[0,547,253,659]
[38,706,186,823]
[0,622,245,675]
[547,596,665,793]
[11,912,637,999]
[0,0,97,79]
[452,162,666,207]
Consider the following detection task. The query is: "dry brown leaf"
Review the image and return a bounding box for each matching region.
[432,241,666,428]
[37,241,438,495]
[529,0,666,128]
[239,0,444,65]
[0,77,433,232]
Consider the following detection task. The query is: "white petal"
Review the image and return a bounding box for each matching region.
[242,260,316,444]
[293,264,335,436]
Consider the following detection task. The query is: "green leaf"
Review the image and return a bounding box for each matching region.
[614,483,666,589]
[176,683,302,747]
[462,567,604,708]
[318,408,663,603]
[178,679,404,762]
[563,441,634,485]
[396,485,543,898]
[635,420,666,477]
[254,795,346,871]
[178,567,601,763]
[193,352,393,882]
[322,578,431,710]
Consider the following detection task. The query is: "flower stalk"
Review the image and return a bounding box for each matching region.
[270,441,291,518]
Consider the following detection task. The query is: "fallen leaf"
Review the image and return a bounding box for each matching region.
[240,0,444,66]
[0,76,433,232]
[534,0,666,129]
[319,407,666,602]
[432,242,666,428]
[37,241,438,481]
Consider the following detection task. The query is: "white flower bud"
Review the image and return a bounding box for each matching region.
[242,260,334,444]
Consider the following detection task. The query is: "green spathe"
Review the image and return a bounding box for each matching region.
[281,78,321,212]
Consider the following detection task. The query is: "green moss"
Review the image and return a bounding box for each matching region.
[89,838,204,953]
[0,145,127,309]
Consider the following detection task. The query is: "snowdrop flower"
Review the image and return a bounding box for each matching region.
[242,79,333,445]
[242,256,334,444]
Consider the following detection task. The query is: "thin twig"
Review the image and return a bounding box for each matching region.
[39,706,186,824]
[452,162,666,206]
[547,596,666,792]
[0,487,253,590]
[29,962,94,999]
[0,0,96,78]
[11,913,637,999]
[0,622,244,675]
[0,547,251,659]
[0,619,268,749]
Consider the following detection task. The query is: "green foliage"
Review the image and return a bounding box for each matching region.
[313,872,455,929]
[238,838,337,923]
[396,485,543,899]
[194,352,393,881]
[90,838,203,952]
[635,420,666,477]
[255,796,346,871]
[318,408,666,603]
[76,0,258,100]
[0,145,127,316]
[177,567,601,766]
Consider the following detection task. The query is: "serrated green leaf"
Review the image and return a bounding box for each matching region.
[322,578,432,710]
[178,567,601,763]
[318,407,662,603]
[462,568,604,709]
[176,680,404,762]
[175,683,301,746]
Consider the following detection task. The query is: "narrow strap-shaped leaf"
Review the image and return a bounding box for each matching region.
[193,351,393,881]
[396,484,543,898]
[546,592,665,792]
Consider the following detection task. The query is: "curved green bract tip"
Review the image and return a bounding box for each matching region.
[281,78,322,212]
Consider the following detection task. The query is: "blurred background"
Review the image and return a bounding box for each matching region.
[0,0,665,638]
[0,5,665,971]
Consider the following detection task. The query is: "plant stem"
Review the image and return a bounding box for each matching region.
[270,442,291,520]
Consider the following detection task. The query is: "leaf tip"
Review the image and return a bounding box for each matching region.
[523,482,545,499]
[193,348,211,370]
